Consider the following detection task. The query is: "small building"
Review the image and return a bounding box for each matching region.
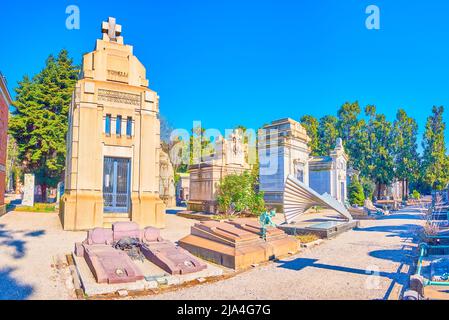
[258,118,311,210]
[309,138,348,204]
[60,18,165,230]
[0,73,11,216]
[176,173,190,204]
[188,130,250,213]
[377,179,405,201]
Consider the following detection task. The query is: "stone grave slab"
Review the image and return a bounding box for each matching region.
[226,218,299,257]
[179,220,298,270]
[82,244,144,284]
[278,219,360,239]
[73,253,223,297]
[141,240,207,275]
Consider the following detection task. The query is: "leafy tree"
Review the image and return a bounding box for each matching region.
[337,101,361,146]
[317,115,338,155]
[5,135,21,193]
[300,115,319,155]
[189,124,213,165]
[361,177,376,200]
[349,118,370,177]
[366,108,395,198]
[336,101,367,170]
[8,50,79,201]
[422,106,449,190]
[216,171,265,216]
[392,109,420,198]
[348,175,365,206]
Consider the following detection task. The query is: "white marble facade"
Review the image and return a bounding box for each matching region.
[259,119,348,210]
[258,119,311,209]
[309,138,348,204]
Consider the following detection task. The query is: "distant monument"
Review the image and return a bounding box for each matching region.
[176,173,190,203]
[188,130,250,213]
[56,182,64,205]
[22,174,35,207]
[309,138,348,204]
[258,119,311,211]
[159,150,176,208]
[60,17,165,230]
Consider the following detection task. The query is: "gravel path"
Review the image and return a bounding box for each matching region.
[0,207,425,300]
[0,211,194,300]
[144,207,425,300]
[0,212,85,300]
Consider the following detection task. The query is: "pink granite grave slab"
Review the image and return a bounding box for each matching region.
[83,244,144,284]
[112,222,141,242]
[141,240,207,275]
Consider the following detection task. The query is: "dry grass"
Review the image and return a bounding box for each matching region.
[296,233,320,243]
[211,213,257,221]
[15,203,57,213]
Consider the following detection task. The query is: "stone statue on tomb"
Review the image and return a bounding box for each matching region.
[230,131,243,157]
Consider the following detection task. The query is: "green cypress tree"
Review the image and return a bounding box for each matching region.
[317,115,338,156]
[348,175,365,206]
[8,49,79,202]
[392,109,419,198]
[422,106,449,190]
[366,107,395,198]
[300,115,320,155]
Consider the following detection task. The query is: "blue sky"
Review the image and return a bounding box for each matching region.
[2,0,449,145]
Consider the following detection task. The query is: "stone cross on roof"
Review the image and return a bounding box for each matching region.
[101,17,123,44]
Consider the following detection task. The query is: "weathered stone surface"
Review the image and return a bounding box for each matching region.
[179,220,299,270]
[60,17,165,231]
[141,240,207,275]
[82,244,145,284]
[259,119,310,211]
[22,174,35,207]
[159,150,176,208]
[76,222,207,281]
[226,218,299,258]
[309,138,348,204]
[187,130,250,213]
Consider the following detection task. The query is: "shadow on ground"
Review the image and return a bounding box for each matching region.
[277,247,414,300]
[5,199,22,214]
[0,267,34,300]
[354,224,422,240]
[278,209,423,299]
[0,224,46,259]
[378,214,424,220]
[0,223,46,299]
[166,209,184,215]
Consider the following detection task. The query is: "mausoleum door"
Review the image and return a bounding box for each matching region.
[103,157,131,213]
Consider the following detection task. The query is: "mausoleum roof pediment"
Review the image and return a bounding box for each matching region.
[80,17,150,88]
[309,156,333,171]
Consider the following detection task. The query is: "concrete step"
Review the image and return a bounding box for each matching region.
[103,214,131,228]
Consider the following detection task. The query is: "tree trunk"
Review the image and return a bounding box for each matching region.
[15,174,20,194]
[377,182,381,200]
[405,179,409,199]
[41,184,47,203]
[402,180,405,200]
